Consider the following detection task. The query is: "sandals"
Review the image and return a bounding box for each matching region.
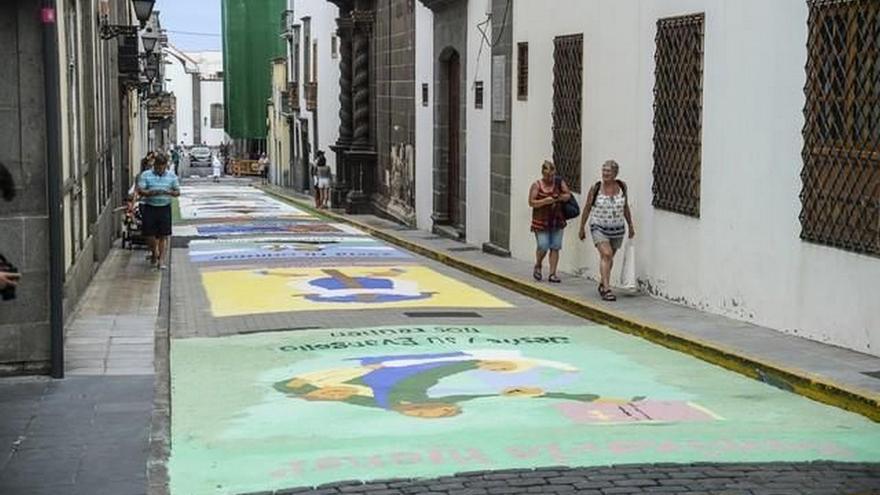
[598,284,617,301]
[533,266,542,281]
[548,274,561,284]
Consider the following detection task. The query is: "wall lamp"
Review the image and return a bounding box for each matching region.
[143,52,161,82]
[140,25,159,53]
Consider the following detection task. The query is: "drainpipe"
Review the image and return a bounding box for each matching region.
[41,0,65,379]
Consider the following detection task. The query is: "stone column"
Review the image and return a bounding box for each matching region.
[336,17,354,147]
[351,9,373,149]
[331,13,354,208]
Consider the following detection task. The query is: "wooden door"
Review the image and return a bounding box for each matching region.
[447,52,461,225]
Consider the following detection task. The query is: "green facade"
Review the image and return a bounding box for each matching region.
[221,0,286,140]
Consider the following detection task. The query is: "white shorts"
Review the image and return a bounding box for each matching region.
[317,177,330,189]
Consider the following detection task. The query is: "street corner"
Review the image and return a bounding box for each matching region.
[197,265,514,317]
[168,324,880,494]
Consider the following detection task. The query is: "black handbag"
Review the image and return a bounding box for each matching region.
[556,176,580,220]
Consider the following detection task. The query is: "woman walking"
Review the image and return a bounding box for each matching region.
[313,151,331,209]
[258,152,270,184]
[578,160,635,301]
[529,160,571,283]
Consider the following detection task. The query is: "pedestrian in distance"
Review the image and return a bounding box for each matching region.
[137,154,180,270]
[0,161,21,297]
[578,159,636,301]
[528,160,571,284]
[211,153,223,183]
[170,146,180,174]
[313,151,331,209]
[258,152,270,185]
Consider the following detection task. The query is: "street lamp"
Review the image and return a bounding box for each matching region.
[144,53,160,82]
[141,25,159,53]
[132,0,156,28]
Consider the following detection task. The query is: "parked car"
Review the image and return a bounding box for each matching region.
[190,146,212,167]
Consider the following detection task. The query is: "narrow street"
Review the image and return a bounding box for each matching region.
[3,1,880,494]
[164,180,880,495]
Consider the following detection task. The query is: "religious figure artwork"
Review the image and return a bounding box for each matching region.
[200,266,512,316]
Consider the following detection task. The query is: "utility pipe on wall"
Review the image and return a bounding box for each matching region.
[41,0,65,378]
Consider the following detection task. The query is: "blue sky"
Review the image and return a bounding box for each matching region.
[157,0,222,52]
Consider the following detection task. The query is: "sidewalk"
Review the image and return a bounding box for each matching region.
[261,185,880,422]
[0,248,161,495]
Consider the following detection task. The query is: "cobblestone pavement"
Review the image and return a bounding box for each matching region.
[169,181,880,495]
[240,463,880,495]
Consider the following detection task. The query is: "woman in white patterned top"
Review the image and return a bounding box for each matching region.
[578,160,635,301]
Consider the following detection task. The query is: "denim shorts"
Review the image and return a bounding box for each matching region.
[535,229,564,252]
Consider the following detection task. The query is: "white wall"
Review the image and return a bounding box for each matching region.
[465,0,492,245]
[187,51,224,77]
[199,79,225,146]
[415,2,434,231]
[164,50,194,146]
[511,0,880,355]
[165,47,225,147]
[292,0,340,173]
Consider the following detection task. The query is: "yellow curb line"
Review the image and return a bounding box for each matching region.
[260,185,880,422]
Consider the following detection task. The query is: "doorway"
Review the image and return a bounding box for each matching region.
[299,118,311,191]
[434,47,464,236]
[446,51,461,227]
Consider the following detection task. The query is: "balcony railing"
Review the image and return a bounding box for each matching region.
[280,90,291,115]
[304,82,317,111]
[147,93,175,121]
[288,82,300,112]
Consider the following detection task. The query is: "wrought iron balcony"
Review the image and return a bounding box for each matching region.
[280,90,290,115]
[288,82,300,112]
[304,82,317,112]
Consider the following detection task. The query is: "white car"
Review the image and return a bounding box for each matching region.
[189,146,212,167]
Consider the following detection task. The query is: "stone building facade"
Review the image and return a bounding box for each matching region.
[372,0,417,224]
[0,0,149,374]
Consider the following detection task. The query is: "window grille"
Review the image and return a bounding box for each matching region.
[210,103,224,129]
[552,34,583,193]
[652,13,704,217]
[517,42,528,101]
[801,0,880,255]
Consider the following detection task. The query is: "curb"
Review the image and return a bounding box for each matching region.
[260,185,880,422]
[147,247,172,495]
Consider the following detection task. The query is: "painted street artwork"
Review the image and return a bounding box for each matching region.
[177,186,280,205]
[187,238,412,264]
[199,266,513,317]
[273,349,717,422]
[178,195,310,220]
[173,221,364,238]
[169,325,880,494]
